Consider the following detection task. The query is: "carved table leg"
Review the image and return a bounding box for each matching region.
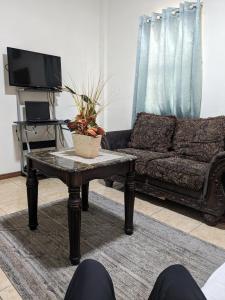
[124,171,135,235]
[68,186,81,265]
[26,162,38,230]
[82,183,89,211]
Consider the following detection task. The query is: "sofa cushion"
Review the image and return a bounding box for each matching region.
[173,117,225,162]
[117,148,175,175]
[146,157,209,191]
[129,113,176,152]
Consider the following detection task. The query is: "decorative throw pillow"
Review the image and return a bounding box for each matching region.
[129,113,176,152]
[173,117,225,162]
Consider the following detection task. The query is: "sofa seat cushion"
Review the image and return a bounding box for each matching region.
[117,148,175,175]
[146,157,209,191]
[129,113,176,152]
[173,117,225,162]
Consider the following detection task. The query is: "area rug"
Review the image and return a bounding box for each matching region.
[1,192,225,300]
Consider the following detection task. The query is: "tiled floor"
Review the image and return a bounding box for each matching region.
[0,176,225,299]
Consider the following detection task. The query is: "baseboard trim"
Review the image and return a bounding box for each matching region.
[0,171,21,180]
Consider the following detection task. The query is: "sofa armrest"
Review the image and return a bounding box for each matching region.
[101,130,132,150]
[202,151,225,216]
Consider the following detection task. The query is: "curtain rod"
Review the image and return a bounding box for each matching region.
[146,2,202,22]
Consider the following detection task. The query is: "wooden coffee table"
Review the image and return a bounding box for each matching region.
[26,149,136,265]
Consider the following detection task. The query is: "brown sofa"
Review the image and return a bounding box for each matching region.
[102,113,225,226]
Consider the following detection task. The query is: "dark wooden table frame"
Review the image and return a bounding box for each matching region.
[26,157,135,265]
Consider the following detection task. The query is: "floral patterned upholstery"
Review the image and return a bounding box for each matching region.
[173,117,225,162]
[103,116,225,224]
[117,148,175,175]
[146,157,209,191]
[114,115,225,192]
[129,113,176,152]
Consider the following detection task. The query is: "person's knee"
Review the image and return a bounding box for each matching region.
[65,260,115,300]
[76,259,109,277]
[78,259,102,269]
[164,264,188,274]
[159,264,189,281]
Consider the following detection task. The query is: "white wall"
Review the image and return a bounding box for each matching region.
[104,0,225,130]
[201,0,225,117]
[0,0,101,174]
[2,0,225,174]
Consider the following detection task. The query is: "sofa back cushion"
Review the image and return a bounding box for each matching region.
[129,113,176,152]
[173,117,225,162]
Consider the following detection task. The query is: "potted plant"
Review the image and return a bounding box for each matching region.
[64,80,105,158]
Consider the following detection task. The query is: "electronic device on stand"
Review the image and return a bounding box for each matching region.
[7,47,67,175]
[14,88,66,176]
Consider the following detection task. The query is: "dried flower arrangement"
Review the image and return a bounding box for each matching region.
[64,79,105,138]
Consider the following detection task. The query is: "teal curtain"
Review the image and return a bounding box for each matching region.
[133,1,202,122]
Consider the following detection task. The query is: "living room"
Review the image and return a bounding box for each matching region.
[0,0,225,299]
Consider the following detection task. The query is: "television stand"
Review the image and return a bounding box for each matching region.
[14,88,67,176]
[14,120,66,176]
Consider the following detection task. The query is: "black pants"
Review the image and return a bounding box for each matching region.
[64,260,206,300]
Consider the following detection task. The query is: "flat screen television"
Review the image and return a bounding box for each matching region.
[7,47,62,90]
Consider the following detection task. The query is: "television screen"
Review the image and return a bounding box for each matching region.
[7,47,62,90]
